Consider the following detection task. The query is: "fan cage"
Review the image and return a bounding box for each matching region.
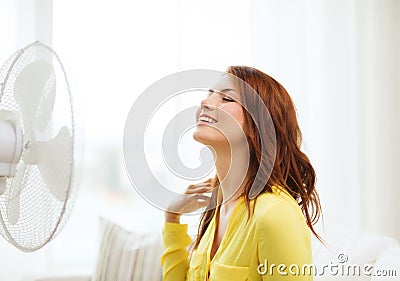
[0,41,78,252]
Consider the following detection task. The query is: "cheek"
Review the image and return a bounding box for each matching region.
[217,105,247,145]
[220,104,244,128]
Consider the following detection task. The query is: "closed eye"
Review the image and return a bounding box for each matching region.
[222,97,234,102]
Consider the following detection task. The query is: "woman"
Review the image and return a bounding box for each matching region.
[161,66,322,280]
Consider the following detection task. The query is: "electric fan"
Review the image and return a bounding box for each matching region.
[0,41,78,252]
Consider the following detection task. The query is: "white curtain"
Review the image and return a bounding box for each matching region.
[249,0,400,240]
[355,0,400,240]
[0,1,53,281]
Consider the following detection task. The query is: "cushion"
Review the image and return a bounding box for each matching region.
[92,218,398,281]
[311,225,399,281]
[92,217,163,281]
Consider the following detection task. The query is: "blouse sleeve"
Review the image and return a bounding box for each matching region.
[257,202,314,280]
[161,222,193,281]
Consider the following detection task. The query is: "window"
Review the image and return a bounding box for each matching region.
[50,0,251,272]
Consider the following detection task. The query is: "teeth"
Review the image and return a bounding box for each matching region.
[199,116,217,123]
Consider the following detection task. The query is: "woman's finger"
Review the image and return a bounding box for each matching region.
[185,183,212,192]
[185,185,215,195]
[187,178,213,188]
[188,182,212,189]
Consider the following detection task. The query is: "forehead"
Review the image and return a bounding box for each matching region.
[211,74,235,90]
[209,74,240,99]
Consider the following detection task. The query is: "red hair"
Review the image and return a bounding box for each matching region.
[193,66,323,250]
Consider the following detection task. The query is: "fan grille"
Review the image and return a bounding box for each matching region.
[0,42,78,251]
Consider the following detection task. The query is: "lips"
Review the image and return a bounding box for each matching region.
[198,113,217,123]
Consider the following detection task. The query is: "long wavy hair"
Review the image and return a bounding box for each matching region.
[193,66,323,250]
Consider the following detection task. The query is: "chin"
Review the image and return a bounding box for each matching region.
[193,126,224,146]
[193,130,212,145]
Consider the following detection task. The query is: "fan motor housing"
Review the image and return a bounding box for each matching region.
[0,111,23,177]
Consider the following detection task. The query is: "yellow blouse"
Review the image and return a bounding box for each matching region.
[161,186,313,280]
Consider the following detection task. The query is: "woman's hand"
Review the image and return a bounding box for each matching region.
[165,178,214,223]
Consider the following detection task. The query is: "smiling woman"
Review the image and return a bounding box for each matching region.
[161,66,322,281]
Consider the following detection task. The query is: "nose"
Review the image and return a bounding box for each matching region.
[200,96,217,111]
[196,95,217,122]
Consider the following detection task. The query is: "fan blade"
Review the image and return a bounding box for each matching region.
[36,76,56,132]
[37,126,73,202]
[14,60,56,136]
[6,162,27,225]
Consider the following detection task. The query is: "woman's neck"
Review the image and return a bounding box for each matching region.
[212,143,249,206]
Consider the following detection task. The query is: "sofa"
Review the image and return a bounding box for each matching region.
[29,219,400,281]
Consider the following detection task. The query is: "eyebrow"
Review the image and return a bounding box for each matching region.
[208,88,236,94]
